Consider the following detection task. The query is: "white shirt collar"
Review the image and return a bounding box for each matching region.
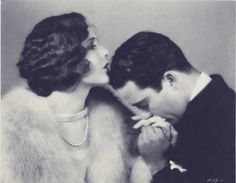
[190,72,212,101]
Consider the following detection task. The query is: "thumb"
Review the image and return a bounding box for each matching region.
[170,125,178,147]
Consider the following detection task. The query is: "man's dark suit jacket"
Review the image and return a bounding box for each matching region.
[152,75,235,183]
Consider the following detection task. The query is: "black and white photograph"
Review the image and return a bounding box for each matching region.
[1,0,235,183]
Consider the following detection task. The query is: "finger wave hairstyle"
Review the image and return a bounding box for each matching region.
[17,12,91,97]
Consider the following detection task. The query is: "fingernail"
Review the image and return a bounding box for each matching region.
[133,125,138,129]
[131,116,137,120]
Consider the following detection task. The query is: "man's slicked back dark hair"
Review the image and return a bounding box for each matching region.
[109,31,193,90]
[17,12,90,97]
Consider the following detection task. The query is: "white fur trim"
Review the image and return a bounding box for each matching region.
[1,87,132,183]
[87,102,129,183]
[131,156,152,183]
[1,87,84,183]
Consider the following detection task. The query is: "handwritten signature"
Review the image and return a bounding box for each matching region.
[207,178,224,183]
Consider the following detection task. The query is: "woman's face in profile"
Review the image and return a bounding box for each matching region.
[82,28,109,86]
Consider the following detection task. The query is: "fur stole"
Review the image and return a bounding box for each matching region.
[1,87,152,183]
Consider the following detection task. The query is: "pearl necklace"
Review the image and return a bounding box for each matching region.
[57,108,89,147]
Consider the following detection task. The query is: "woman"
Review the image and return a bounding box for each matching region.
[1,12,147,183]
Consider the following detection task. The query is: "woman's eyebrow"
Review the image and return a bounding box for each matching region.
[87,37,96,42]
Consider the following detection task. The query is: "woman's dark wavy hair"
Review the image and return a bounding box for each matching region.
[109,31,193,90]
[17,12,91,97]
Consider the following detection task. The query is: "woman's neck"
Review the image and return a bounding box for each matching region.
[46,84,92,147]
[47,83,92,115]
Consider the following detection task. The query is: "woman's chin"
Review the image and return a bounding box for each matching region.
[91,76,110,86]
[97,77,110,86]
[82,74,109,86]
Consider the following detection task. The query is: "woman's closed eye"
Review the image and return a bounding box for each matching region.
[83,37,97,50]
[88,42,97,50]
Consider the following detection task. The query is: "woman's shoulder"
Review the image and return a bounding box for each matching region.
[1,86,55,131]
[3,87,39,106]
[2,86,48,113]
[1,87,81,183]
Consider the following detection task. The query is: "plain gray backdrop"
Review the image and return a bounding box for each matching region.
[1,0,235,95]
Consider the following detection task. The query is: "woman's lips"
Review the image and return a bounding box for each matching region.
[103,63,110,70]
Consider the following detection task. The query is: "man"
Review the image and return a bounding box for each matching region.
[108,32,235,183]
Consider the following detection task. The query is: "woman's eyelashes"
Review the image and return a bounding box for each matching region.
[83,37,97,50]
[91,44,97,49]
[87,42,96,50]
[88,40,97,50]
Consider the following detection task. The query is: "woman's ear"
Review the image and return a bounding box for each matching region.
[163,71,178,90]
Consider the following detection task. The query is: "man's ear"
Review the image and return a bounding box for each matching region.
[163,71,178,90]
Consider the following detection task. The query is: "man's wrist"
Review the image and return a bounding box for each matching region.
[145,159,169,176]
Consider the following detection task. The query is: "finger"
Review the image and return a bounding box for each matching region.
[152,124,171,141]
[140,112,153,120]
[148,116,166,122]
[131,111,153,121]
[142,116,165,124]
[134,116,164,129]
[151,120,170,128]
[153,126,170,140]
[141,126,145,134]
[138,128,144,145]
[152,121,171,139]
[142,127,148,144]
[138,127,145,147]
[144,116,167,127]
[133,116,167,129]
[170,125,178,147]
[131,115,144,121]
[133,119,147,129]
[145,126,156,141]
[143,119,158,127]
[134,119,157,129]
[137,131,144,147]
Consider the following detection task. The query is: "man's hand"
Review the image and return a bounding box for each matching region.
[133,116,178,175]
[133,116,178,147]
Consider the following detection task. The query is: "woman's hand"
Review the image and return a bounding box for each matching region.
[133,116,178,175]
[133,116,178,146]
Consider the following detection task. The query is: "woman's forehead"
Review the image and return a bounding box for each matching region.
[88,26,97,39]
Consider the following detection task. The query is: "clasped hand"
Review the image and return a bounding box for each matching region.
[133,116,178,175]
